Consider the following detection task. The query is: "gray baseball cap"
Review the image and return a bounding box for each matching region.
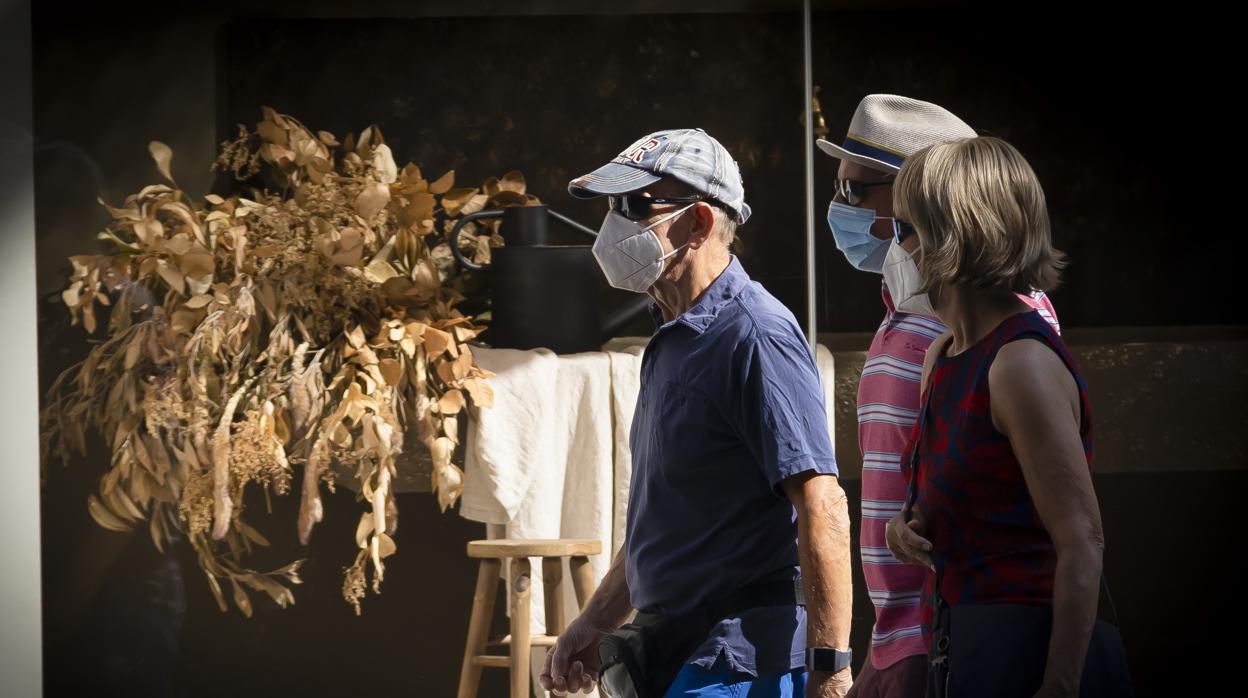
[568,128,752,224]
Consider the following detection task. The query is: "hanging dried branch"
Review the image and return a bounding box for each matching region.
[42,107,531,615]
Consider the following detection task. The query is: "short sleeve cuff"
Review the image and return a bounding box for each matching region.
[770,454,839,493]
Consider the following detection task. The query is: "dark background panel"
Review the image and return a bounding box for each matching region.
[219,15,808,338]
[810,8,1245,331]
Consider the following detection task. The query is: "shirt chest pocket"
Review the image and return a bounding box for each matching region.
[654,380,734,478]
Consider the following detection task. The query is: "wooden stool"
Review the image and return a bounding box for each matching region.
[458,539,602,698]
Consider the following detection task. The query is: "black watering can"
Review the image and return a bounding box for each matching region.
[449,204,652,354]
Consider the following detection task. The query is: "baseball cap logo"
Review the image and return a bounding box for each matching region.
[622,138,662,163]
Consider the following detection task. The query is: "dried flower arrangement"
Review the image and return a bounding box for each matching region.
[41,108,536,614]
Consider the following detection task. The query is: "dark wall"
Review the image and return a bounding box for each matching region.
[219,10,1246,334]
[33,3,1245,333]
[810,8,1244,331]
[220,14,808,337]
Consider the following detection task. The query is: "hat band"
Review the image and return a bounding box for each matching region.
[841,136,906,169]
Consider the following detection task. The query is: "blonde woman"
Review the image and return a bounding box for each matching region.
[884,137,1130,697]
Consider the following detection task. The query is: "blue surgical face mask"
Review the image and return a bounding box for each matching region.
[826,201,901,273]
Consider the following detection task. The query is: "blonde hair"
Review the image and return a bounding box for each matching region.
[893,136,1064,295]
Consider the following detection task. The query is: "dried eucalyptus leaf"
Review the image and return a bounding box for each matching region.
[439,187,477,216]
[459,193,490,217]
[489,190,529,207]
[205,572,228,613]
[463,378,495,409]
[377,532,396,559]
[372,144,398,184]
[354,182,391,220]
[148,141,175,183]
[355,512,374,549]
[378,358,402,386]
[87,493,132,532]
[230,578,253,618]
[427,170,454,195]
[363,258,399,284]
[423,327,453,360]
[438,389,465,415]
[499,170,526,193]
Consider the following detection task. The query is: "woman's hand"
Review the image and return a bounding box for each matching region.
[885,507,933,569]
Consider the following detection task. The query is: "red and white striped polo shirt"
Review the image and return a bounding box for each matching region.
[856,282,1059,669]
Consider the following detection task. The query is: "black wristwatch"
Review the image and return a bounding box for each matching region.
[805,646,853,674]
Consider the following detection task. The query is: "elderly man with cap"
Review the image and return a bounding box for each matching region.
[819,95,1060,698]
[538,128,853,698]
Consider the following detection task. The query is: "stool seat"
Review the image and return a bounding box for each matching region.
[467,538,601,559]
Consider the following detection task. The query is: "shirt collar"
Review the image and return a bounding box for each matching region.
[880,279,896,314]
[649,256,750,335]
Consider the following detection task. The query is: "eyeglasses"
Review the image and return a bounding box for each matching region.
[833,177,894,206]
[608,194,703,222]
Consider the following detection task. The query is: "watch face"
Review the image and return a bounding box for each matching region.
[806,647,852,673]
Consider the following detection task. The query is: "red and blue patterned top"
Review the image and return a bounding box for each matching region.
[858,286,1058,668]
[902,309,1093,646]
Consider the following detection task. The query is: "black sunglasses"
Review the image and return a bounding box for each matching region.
[608,194,703,222]
[833,177,895,206]
[895,219,917,242]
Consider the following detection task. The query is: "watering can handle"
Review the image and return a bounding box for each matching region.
[449,210,506,271]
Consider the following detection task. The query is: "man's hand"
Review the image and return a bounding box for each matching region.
[539,615,607,695]
[885,507,933,569]
[808,667,853,698]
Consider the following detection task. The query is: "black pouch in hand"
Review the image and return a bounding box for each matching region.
[598,577,804,698]
[598,610,708,698]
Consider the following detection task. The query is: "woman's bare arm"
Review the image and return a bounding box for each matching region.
[990,339,1104,696]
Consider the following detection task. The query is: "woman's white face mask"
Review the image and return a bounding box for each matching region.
[882,238,936,316]
[592,203,696,293]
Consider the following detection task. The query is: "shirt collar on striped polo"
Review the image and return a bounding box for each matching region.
[880,280,897,314]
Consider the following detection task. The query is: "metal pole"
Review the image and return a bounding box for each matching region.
[802,0,817,349]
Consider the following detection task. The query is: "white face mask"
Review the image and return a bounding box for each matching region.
[592,204,695,293]
[882,238,936,316]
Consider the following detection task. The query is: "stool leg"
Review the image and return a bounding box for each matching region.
[542,557,566,636]
[458,558,500,698]
[569,555,597,610]
[509,557,533,698]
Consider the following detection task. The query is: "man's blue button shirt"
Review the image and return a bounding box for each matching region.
[625,256,838,676]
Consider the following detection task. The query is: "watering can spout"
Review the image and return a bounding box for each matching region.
[447,204,651,353]
[601,296,653,340]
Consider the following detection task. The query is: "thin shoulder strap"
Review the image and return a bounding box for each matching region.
[903,379,934,521]
[904,332,950,518]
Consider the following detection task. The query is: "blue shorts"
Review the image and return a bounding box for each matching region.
[663,661,808,697]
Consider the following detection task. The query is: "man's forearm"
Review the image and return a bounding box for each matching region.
[577,547,634,631]
[795,475,854,650]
